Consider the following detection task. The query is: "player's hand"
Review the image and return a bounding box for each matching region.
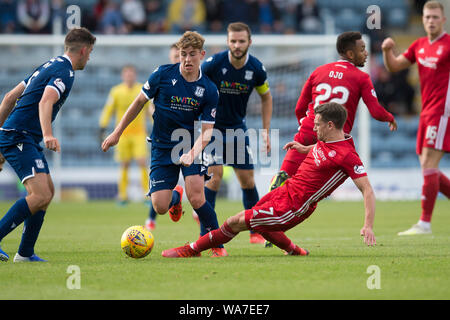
[388,119,398,131]
[283,141,311,154]
[0,152,5,172]
[381,38,395,52]
[101,132,120,152]
[179,153,194,167]
[44,135,60,152]
[262,130,271,154]
[360,227,376,246]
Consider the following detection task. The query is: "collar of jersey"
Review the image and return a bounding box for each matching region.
[428,31,447,45]
[228,50,249,68]
[324,134,353,144]
[178,63,202,81]
[62,54,74,69]
[336,59,355,66]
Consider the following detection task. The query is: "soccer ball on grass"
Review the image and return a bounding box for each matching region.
[121,225,154,258]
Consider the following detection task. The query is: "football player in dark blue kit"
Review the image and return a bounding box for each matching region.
[102,31,228,257]
[201,22,273,244]
[0,27,96,262]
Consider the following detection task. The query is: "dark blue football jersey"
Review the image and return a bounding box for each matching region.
[201,50,269,129]
[1,55,74,144]
[141,63,218,149]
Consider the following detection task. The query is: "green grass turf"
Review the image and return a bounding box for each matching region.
[0,199,449,300]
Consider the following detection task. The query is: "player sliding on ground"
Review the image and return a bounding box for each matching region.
[162,102,376,258]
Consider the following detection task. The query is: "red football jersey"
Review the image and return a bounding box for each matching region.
[295,60,394,135]
[403,32,450,117]
[285,135,367,216]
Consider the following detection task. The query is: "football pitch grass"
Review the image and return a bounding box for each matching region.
[0,199,449,300]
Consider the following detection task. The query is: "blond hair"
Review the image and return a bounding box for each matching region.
[423,1,444,13]
[176,31,205,50]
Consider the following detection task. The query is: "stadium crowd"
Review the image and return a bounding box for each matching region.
[0,0,324,35]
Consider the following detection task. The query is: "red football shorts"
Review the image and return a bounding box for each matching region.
[416,114,450,155]
[280,130,317,177]
[244,185,316,233]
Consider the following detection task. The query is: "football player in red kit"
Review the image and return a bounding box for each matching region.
[382,1,450,235]
[162,102,377,258]
[269,31,397,191]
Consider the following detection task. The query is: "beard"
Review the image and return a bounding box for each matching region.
[230,47,249,60]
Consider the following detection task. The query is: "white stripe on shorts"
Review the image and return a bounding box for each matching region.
[250,210,296,229]
[435,116,448,150]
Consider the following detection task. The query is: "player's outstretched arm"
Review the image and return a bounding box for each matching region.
[0,82,25,127]
[283,141,314,154]
[353,176,376,246]
[39,86,61,152]
[102,92,148,152]
[381,37,411,73]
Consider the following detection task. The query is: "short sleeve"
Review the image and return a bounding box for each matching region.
[46,69,73,99]
[402,39,418,64]
[141,67,161,100]
[341,151,368,180]
[254,62,269,94]
[201,56,216,78]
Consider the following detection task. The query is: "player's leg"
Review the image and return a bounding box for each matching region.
[118,161,130,205]
[399,116,447,235]
[14,173,54,262]
[161,211,245,258]
[184,173,227,256]
[234,167,265,244]
[116,137,131,205]
[204,164,223,209]
[137,157,149,199]
[0,144,51,261]
[132,135,150,202]
[419,147,444,223]
[146,164,182,222]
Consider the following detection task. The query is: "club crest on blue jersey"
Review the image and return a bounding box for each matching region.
[194,86,205,97]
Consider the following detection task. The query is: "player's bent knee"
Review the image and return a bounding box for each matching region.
[153,203,169,215]
[189,196,205,210]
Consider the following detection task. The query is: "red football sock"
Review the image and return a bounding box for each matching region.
[259,231,296,252]
[439,171,450,198]
[192,221,237,252]
[420,168,440,223]
[280,159,300,178]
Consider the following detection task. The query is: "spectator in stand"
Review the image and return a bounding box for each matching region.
[94,0,108,22]
[145,0,168,33]
[167,0,206,33]
[203,0,224,33]
[279,0,301,34]
[98,0,127,34]
[17,0,50,34]
[296,0,322,34]
[0,0,17,33]
[255,0,283,34]
[222,0,255,28]
[121,0,147,33]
